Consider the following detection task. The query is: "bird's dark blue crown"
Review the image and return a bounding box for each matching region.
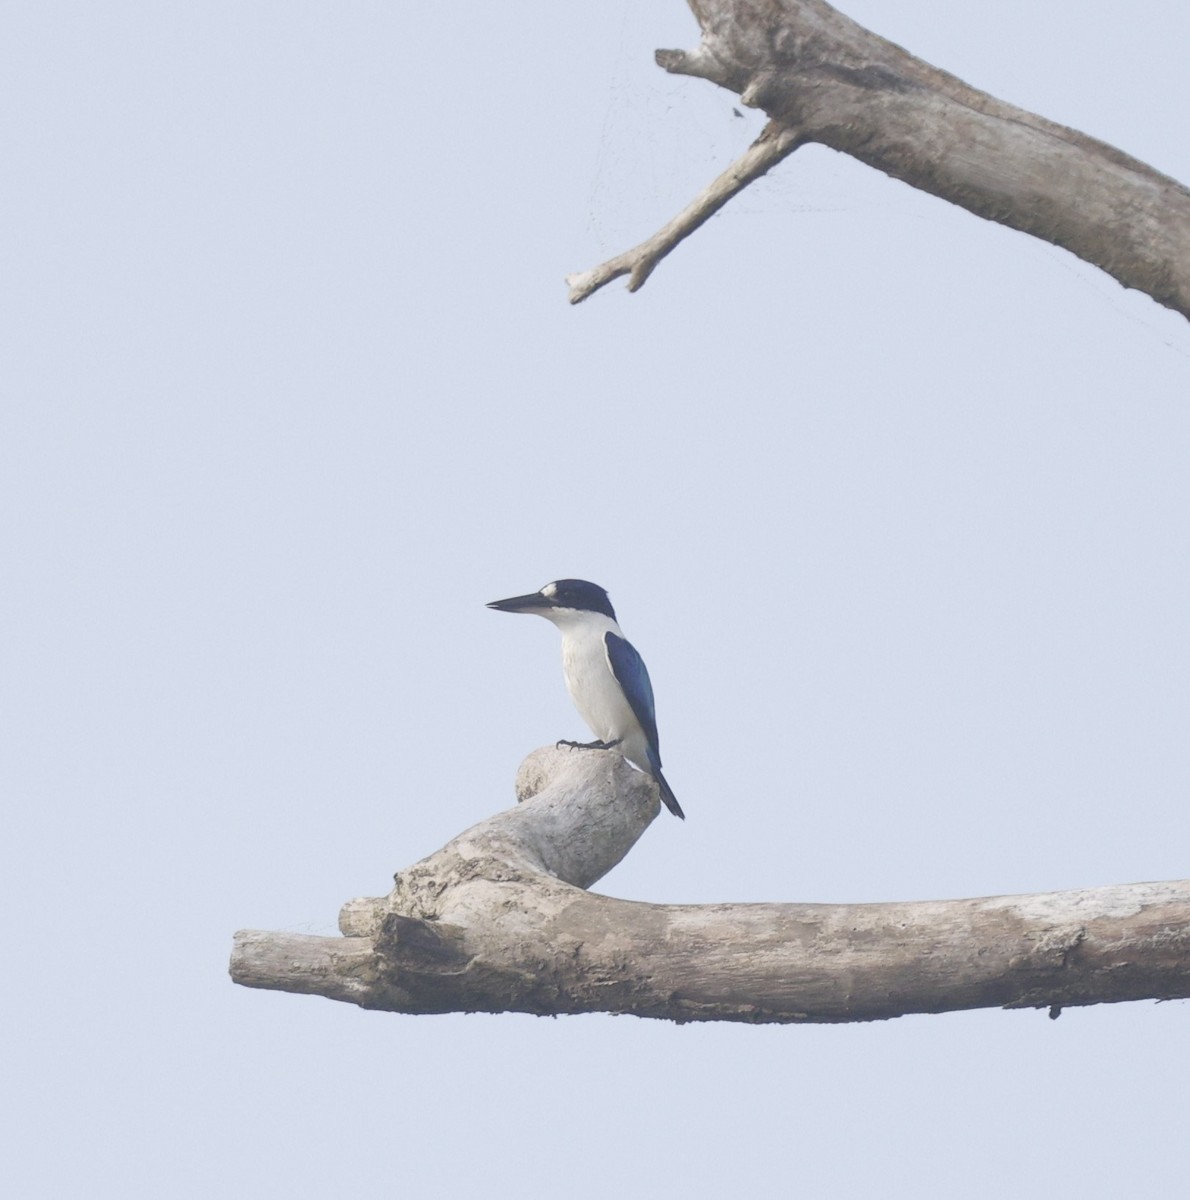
[545,579,617,620]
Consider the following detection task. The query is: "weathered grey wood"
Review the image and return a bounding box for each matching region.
[230,929,377,1006]
[566,121,803,303]
[337,746,660,940]
[569,0,1190,318]
[230,747,1190,1022]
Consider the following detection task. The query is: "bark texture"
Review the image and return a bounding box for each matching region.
[231,747,1190,1023]
[569,0,1190,318]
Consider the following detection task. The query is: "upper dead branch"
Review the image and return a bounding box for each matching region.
[569,0,1190,318]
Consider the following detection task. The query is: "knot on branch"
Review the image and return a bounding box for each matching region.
[339,746,660,938]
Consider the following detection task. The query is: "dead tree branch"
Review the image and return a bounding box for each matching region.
[570,0,1190,318]
[231,747,1190,1023]
[566,121,803,303]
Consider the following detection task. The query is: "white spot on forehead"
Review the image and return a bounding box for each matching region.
[542,582,559,598]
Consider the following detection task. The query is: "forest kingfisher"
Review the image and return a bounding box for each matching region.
[487,579,684,819]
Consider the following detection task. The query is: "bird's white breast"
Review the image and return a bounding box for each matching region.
[552,612,637,745]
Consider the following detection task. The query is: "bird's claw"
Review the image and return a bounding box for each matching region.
[556,738,623,752]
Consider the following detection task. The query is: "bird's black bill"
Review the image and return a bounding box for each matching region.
[487,591,554,614]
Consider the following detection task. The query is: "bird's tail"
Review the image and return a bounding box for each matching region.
[650,759,685,820]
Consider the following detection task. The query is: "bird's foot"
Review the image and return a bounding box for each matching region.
[556,738,623,752]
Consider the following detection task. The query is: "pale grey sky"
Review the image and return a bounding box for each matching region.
[3,3,1188,1197]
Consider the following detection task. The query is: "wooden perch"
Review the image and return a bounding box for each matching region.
[569,0,1190,318]
[231,746,1190,1023]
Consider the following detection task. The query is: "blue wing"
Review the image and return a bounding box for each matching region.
[604,632,661,762]
[605,631,685,819]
